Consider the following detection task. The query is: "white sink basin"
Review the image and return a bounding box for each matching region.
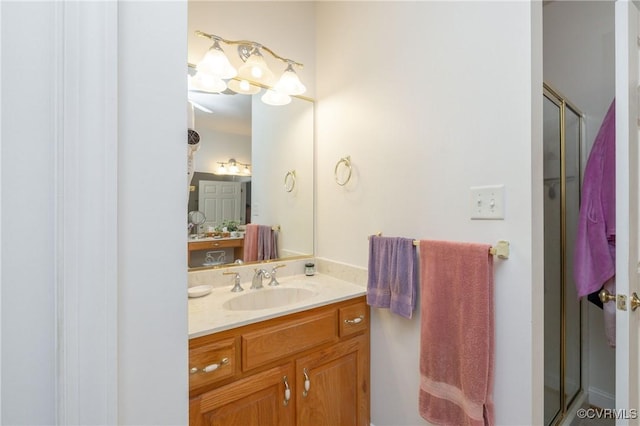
[223,287,317,311]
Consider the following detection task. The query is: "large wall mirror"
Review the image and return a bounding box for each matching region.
[187,86,314,270]
[186,1,315,271]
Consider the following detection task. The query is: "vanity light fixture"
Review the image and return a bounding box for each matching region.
[192,31,306,104]
[274,62,306,96]
[217,159,251,176]
[236,45,274,85]
[196,37,237,80]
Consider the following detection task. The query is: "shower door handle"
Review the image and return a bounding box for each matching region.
[631,293,640,311]
[599,289,640,311]
[599,288,616,304]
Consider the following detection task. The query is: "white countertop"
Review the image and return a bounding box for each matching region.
[188,273,366,339]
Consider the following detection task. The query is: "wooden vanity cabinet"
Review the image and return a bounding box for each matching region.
[189,296,370,426]
[296,334,368,426]
[187,238,244,267]
[190,363,295,426]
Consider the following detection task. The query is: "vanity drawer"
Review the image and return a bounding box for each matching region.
[189,337,236,391]
[339,302,369,337]
[242,310,337,371]
[189,239,242,251]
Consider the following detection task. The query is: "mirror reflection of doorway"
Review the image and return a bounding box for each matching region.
[198,180,242,231]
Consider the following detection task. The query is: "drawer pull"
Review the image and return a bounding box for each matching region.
[302,368,310,397]
[283,376,291,406]
[190,357,229,374]
[344,315,364,325]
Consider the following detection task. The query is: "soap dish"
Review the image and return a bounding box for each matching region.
[188,285,213,298]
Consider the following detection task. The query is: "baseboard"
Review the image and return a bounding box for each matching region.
[588,385,615,409]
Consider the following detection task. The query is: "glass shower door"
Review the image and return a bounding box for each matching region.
[563,102,581,410]
[543,84,583,425]
[543,93,563,426]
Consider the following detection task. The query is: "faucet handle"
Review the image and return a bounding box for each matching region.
[271,264,286,273]
[223,271,243,292]
[268,264,286,286]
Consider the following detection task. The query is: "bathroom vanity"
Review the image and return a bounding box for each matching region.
[187,237,244,268]
[188,274,370,426]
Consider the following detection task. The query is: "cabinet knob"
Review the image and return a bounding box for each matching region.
[302,368,310,397]
[283,376,291,406]
[190,357,229,375]
[344,315,364,325]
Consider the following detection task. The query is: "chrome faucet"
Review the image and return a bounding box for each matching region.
[268,264,286,286]
[251,268,271,290]
[223,271,244,292]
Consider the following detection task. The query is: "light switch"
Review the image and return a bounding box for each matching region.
[470,185,505,220]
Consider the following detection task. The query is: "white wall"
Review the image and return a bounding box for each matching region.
[316,2,543,425]
[118,2,188,424]
[1,2,57,423]
[543,0,616,408]
[1,1,188,424]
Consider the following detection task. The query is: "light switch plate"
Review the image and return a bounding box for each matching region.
[470,185,505,220]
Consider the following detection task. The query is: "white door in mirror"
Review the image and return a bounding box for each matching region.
[188,285,213,298]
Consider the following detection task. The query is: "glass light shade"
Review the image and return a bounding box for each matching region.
[274,64,306,95]
[237,50,274,85]
[228,161,239,174]
[261,89,291,106]
[217,163,227,174]
[228,78,261,95]
[242,165,251,175]
[191,72,226,93]
[196,41,237,80]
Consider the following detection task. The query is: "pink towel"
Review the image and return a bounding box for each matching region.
[419,240,495,426]
[243,224,259,262]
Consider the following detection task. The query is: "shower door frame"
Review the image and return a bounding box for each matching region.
[543,82,584,426]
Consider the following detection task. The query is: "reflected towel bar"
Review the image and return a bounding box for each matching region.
[368,233,510,259]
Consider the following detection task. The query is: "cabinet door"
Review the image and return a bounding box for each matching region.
[191,363,294,426]
[296,335,369,426]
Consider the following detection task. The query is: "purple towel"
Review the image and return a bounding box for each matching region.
[367,235,417,319]
[257,225,278,260]
[574,100,616,298]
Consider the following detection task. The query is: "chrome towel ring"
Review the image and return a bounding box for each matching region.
[284,170,296,192]
[334,156,352,186]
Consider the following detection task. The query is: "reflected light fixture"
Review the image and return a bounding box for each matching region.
[217,159,251,176]
[189,72,226,94]
[227,78,261,95]
[192,31,306,104]
[261,89,291,106]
